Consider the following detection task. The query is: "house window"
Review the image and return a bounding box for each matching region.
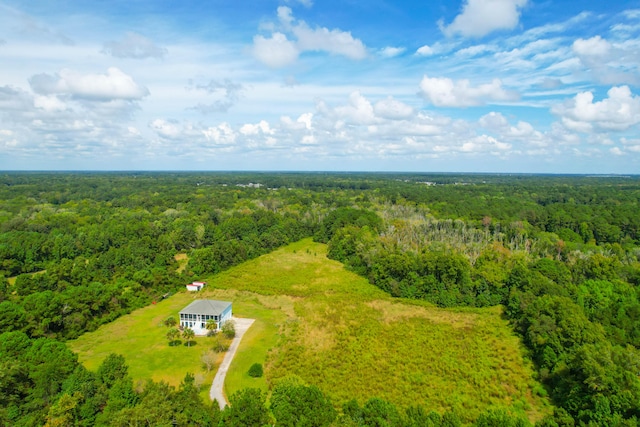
[201,323,205,329]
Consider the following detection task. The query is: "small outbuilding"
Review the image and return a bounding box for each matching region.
[179,299,232,335]
[186,281,206,292]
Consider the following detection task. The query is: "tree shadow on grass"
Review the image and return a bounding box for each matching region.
[183,340,197,347]
[168,340,182,347]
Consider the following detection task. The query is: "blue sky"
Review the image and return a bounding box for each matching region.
[0,0,639,173]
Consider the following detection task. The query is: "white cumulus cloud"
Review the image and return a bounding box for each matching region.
[373,97,414,120]
[441,0,528,38]
[415,45,434,56]
[379,46,406,58]
[203,123,236,145]
[150,119,182,139]
[33,95,67,112]
[334,92,376,125]
[252,7,367,68]
[252,32,299,68]
[292,23,366,60]
[240,120,274,136]
[573,35,611,58]
[418,75,519,107]
[572,35,639,85]
[29,67,149,101]
[552,86,640,132]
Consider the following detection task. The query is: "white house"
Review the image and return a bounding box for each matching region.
[179,299,232,336]
[186,281,206,292]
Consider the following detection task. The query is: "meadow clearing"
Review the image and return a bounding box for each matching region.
[69,238,550,422]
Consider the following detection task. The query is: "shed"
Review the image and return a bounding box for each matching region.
[186,281,206,292]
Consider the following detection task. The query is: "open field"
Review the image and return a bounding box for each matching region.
[203,239,551,422]
[70,238,550,422]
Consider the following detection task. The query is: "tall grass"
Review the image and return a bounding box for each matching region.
[204,238,550,423]
[70,238,550,423]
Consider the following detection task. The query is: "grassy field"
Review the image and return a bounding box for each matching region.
[69,238,551,422]
[67,287,282,401]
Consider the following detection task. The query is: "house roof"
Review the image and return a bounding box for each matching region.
[180,300,231,316]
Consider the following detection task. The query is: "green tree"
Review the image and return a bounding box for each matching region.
[270,380,336,427]
[221,320,236,339]
[182,327,195,346]
[222,388,269,427]
[475,409,531,427]
[206,318,218,335]
[166,328,180,346]
[248,363,263,378]
[96,354,128,388]
[44,391,83,427]
[163,316,177,328]
[360,397,403,427]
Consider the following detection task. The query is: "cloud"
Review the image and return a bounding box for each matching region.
[441,0,528,38]
[188,79,244,113]
[418,75,519,107]
[292,22,367,60]
[29,67,149,101]
[0,85,33,111]
[552,86,640,132]
[281,113,313,130]
[572,36,639,85]
[536,78,563,90]
[415,45,434,56]
[379,47,406,58]
[333,92,376,125]
[203,123,236,145]
[621,137,640,153]
[15,12,74,45]
[102,32,167,59]
[34,95,67,112]
[455,44,496,57]
[573,35,611,58]
[460,135,512,154]
[284,0,313,7]
[252,32,299,68]
[150,119,182,139]
[479,112,541,143]
[240,120,274,136]
[252,7,366,68]
[373,97,414,120]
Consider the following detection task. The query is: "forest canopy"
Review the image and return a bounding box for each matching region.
[0,172,639,426]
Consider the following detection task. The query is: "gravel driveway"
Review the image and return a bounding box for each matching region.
[209,317,255,409]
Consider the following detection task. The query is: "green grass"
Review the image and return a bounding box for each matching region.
[70,238,551,423]
[68,291,226,400]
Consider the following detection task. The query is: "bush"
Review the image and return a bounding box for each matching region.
[212,337,229,353]
[221,320,236,339]
[248,363,263,378]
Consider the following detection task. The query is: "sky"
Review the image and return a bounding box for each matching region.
[0,0,639,173]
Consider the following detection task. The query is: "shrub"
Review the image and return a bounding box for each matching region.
[248,363,263,378]
[222,320,236,339]
[212,337,229,353]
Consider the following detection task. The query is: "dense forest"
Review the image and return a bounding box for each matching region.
[1,172,639,426]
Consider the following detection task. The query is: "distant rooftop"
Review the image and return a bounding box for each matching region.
[180,300,231,315]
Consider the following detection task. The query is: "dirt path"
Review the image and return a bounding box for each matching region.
[209,317,255,409]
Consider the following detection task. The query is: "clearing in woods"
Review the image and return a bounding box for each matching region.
[69,238,550,422]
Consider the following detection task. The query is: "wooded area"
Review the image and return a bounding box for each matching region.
[1,172,639,426]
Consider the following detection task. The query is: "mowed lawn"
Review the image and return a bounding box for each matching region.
[69,238,550,422]
[67,286,279,401]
